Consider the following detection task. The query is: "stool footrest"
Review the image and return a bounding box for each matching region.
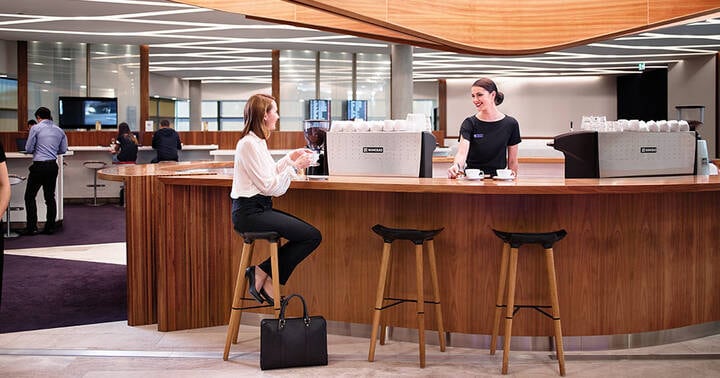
[497,304,556,319]
[378,297,441,311]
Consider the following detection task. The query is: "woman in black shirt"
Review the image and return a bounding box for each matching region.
[112,122,138,163]
[448,78,521,178]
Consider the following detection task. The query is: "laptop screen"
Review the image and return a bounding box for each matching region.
[16,138,27,152]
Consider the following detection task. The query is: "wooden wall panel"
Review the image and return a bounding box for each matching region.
[156,177,720,335]
[125,176,159,325]
[284,0,719,53]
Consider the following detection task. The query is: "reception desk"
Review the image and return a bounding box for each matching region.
[99,163,720,341]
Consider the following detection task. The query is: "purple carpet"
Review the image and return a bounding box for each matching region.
[5,203,126,249]
[0,254,127,333]
[0,203,128,333]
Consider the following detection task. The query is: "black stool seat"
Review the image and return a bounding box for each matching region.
[492,229,567,248]
[238,231,280,243]
[372,224,444,245]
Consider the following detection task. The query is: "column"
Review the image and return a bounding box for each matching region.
[391,44,413,119]
[189,79,202,130]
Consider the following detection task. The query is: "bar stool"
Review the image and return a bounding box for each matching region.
[223,231,282,361]
[83,161,108,206]
[4,174,26,238]
[490,229,567,376]
[368,224,446,368]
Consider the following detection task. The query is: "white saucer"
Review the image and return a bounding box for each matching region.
[464,176,484,181]
[492,176,515,181]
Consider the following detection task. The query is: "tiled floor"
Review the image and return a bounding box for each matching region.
[1,244,719,377]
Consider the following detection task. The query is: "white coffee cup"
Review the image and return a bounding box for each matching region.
[496,169,515,179]
[307,151,320,166]
[465,168,483,179]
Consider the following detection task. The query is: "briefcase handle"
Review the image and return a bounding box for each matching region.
[278,294,311,330]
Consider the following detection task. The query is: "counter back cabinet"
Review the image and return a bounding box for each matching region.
[100,163,719,337]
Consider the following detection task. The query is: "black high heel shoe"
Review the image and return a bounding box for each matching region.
[259,287,274,306]
[244,266,265,304]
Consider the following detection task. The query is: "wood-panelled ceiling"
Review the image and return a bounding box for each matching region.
[177,0,719,54]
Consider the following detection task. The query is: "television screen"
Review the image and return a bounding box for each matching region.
[307,99,330,121]
[345,100,367,120]
[58,97,118,129]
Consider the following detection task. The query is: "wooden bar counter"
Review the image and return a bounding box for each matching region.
[99,163,720,337]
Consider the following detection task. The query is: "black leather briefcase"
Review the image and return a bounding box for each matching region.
[260,294,328,370]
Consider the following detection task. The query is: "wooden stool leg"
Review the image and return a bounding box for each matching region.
[491,242,511,355]
[223,241,254,361]
[545,248,566,376]
[379,252,393,345]
[426,240,446,352]
[369,242,392,362]
[501,247,519,375]
[415,243,426,368]
[269,241,282,318]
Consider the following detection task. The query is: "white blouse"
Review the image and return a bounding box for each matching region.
[230,132,298,199]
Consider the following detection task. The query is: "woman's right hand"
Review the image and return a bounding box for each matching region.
[292,151,313,170]
[447,162,462,179]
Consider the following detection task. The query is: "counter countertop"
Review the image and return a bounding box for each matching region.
[6,151,75,158]
[69,144,218,152]
[98,161,720,194]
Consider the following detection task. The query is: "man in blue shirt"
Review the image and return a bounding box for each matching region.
[22,107,68,235]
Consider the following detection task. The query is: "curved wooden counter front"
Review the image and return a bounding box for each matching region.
[100,164,720,337]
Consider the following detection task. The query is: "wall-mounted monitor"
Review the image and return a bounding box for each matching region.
[307,99,330,121]
[344,100,367,121]
[58,96,118,129]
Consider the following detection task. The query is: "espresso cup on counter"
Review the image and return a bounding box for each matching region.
[495,169,515,179]
[465,169,484,179]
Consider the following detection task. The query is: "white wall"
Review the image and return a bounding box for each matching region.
[149,73,188,99]
[202,83,270,100]
[668,55,716,157]
[446,76,617,138]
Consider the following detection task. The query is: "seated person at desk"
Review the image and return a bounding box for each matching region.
[111,122,138,163]
[151,119,182,163]
[448,77,521,178]
[231,93,321,305]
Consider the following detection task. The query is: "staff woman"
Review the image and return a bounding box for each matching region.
[230,94,321,305]
[448,78,521,178]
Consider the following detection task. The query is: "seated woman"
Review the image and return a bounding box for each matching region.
[112,122,139,164]
[230,93,321,305]
[111,122,138,206]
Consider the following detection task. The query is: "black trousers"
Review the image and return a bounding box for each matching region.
[24,160,59,231]
[232,195,321,285]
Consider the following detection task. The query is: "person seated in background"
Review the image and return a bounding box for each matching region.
[111,122,139,207]
[27,119,37,127]
[111,122,138,164]
[151,119,182,163]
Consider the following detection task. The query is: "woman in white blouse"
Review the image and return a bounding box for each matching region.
[230,94,321,305]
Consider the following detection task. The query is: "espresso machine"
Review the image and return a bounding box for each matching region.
[550,130,697,178]
[303,120,330,175]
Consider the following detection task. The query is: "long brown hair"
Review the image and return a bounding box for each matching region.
[117,122,138,145]
[241,94,276,140]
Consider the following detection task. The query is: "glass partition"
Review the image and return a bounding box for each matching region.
[0,77,18,131]
[89,44,140,131]
[356,53,390,121]
[279,50,317,131]
[319,51,353,121]
[28,41,86,125]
